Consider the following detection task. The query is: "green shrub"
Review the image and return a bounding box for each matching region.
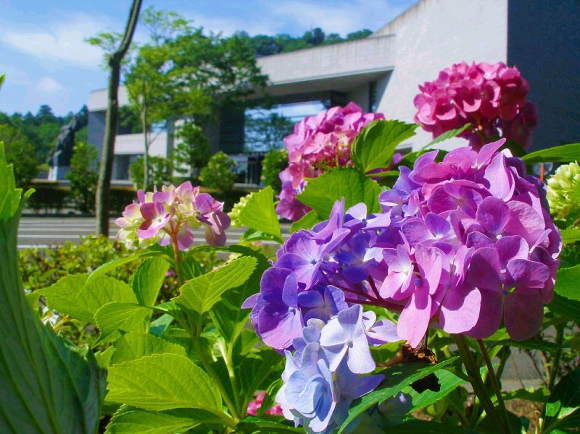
[199,151,236,192]
[20,236,136,292]
[261,148,288,193]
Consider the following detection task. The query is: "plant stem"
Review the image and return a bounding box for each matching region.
[548,324,564,391]
[478,339,512,433]
[170,232,184,286]
[453,335,509,433]
[193,338,240,423]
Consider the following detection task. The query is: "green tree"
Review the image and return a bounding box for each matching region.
[0,123,38,186]
[245,111,294,151]
[66,142,98,213]
[173,123,211,179]
[199,151,236,192]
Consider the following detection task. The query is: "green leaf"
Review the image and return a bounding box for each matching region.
[548,294,580,320]
[554,265,580,301]
[420,123,472,150]
[107,353,222,411]
[522,142,580,164]
[88,252,153,282]
[404,368,468,413]
[387,420,476,433]
[238,350,283,405]
[95,303,152,341]
[238,186,282,241]
[504,388,549,402]
[132,257,169,306]
[290,210,320,233]
[210,249,270,343]
[238,416,303,433]
[560,227,580,244]
[351,120,417,173]
[0,141,104,433]
[242,228,282,243]
[338,357,459,433]
[38,274,92,320]
[106,406,224,434]
[174,256,257,314]
[298,168,383,219]
[110,331,186,365]
[543,368,580,432]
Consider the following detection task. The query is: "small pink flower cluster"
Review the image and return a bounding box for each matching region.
[247,391,283,416]
[414,61,537,149]
[277,102,385,221]
[115,181,230,250]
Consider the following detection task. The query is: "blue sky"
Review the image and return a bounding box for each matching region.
[0,0,414,116]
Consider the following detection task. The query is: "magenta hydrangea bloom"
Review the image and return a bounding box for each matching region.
[414,62,538,149]
[276,102,386,221]
[115,181,230,250]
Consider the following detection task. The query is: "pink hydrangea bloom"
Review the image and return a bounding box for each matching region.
[115,181,230,250]
[414,62,538,149]
[247,391,283,416]
[276,102,385,221]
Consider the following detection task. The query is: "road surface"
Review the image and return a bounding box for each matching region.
[18,216,291,249]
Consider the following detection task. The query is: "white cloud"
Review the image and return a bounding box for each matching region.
[0,64,31,85]
[36,77,65,94]
[0,13,115,68]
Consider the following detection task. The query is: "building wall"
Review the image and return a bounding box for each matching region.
[374,0,508,150]
[507,0,580,150]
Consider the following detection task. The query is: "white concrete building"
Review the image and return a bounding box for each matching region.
[86,0,579,182]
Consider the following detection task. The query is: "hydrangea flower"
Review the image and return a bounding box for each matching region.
[115,181,230,250]
[246,140,560,431]
[277,102,385,221]
[414,62,538,149]
[546,162,580,225]
[246,391,283,416]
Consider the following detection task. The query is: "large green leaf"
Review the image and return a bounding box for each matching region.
[174,256,257,314]
[548,294,580,320]
[351,120,417,173]
[40,274,136,323]
[543,368,580,433]
[210,248,270,343]
[238,187,282,241]
[560,228,580,244]
[131,257,169,306]
[106,406,223,434]
[298,168,382,219]
[95,302,152,341]
[0,142,104,433]
[338,357,459,433]
[420,123,472,150]
[554,265,580,301]
[107,353,221,411]
[403,368,468,413]
[522,143,580,164]
[38,274,92,320]
[110,331,186,365]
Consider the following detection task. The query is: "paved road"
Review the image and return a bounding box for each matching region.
[18,216,291,249]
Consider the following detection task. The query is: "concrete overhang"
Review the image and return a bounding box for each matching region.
[89,34,396,111]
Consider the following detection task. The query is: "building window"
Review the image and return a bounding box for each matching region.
[113,154,141,180]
